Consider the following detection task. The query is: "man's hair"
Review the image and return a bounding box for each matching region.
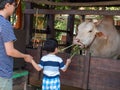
[43,38,58,52]
[0,0,15,10]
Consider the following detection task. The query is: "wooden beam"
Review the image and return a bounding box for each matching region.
[24,9,120,15]
[24,0,120,7]
[55,29,70,33]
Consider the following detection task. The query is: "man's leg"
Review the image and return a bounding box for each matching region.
[0,77,12,90]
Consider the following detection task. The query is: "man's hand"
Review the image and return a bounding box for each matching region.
[24,55,33,63]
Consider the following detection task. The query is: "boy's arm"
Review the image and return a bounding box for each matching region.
[62,58,71,72]
[31,59,42,71]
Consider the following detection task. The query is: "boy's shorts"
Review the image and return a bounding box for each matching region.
[42,76,60,90]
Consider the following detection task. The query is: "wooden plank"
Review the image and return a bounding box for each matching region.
[25,47,42,81]
[57,53,120,90]
[57,53,85,88]
[24,9,120,15]
[89,57,120,90]
[82,52,91,90]
[24,0,120,7]
[13,70,28,90]
[26,49,120,90]
[55,29,70,33]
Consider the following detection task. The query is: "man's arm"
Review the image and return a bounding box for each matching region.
[4,41,33,63]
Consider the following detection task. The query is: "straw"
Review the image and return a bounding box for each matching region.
[59,44,75,52]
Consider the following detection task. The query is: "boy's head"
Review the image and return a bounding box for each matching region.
[0,0,15,10]
[43,38,58,53]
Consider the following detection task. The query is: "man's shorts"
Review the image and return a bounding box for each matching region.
[0,77,12,90]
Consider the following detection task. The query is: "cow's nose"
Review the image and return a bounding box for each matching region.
[74,38,85,48]
[73,38,79,44]
[76,38,80,43]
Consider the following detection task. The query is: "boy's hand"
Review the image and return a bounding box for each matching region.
[67,58,71,64]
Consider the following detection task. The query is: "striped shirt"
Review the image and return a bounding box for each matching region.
[0,15,16,78]
[38,54,66,77]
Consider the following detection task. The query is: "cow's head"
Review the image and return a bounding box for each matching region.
[73,21,105,48]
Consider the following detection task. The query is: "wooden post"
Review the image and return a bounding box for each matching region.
[46,14,55,38]
[66,14,75,53]
[82,49,91,90]
[24,2,33,46]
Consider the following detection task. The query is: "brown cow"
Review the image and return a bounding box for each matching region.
[73,16,120,59]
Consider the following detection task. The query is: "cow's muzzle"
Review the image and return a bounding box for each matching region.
[73,38,86,48]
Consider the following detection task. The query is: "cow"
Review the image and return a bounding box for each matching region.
[73,16,120,59]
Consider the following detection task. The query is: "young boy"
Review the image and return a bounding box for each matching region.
[31,38,71,90]
[0,0,33,90]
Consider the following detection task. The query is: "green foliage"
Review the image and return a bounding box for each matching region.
[54,19,67,30]
[54,17,67,40]
[106,7,120,10]
[21,0,26,12]
[55,6,71,10]
[55,32,62,40]
[71,45,81,55]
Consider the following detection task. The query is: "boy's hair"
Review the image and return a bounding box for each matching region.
[0,0,15,10]
[43,38,58,52]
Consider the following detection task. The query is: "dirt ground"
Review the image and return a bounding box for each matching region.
[27,85,83,90]
[13,84,83,90]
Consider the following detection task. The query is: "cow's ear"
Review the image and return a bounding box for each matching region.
[94,19,103,26]
[96,32,107,39]
[96,32,104,37]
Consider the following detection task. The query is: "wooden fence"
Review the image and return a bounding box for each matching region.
[26,47,120,90]
[57,52,120,90]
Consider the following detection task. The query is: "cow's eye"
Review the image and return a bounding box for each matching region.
[89,30,92,33]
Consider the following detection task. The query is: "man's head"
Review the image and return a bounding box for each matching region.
[0,0,15,10]
[43,38,58,53]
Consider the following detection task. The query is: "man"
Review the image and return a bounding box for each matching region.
[0,0,33,90]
